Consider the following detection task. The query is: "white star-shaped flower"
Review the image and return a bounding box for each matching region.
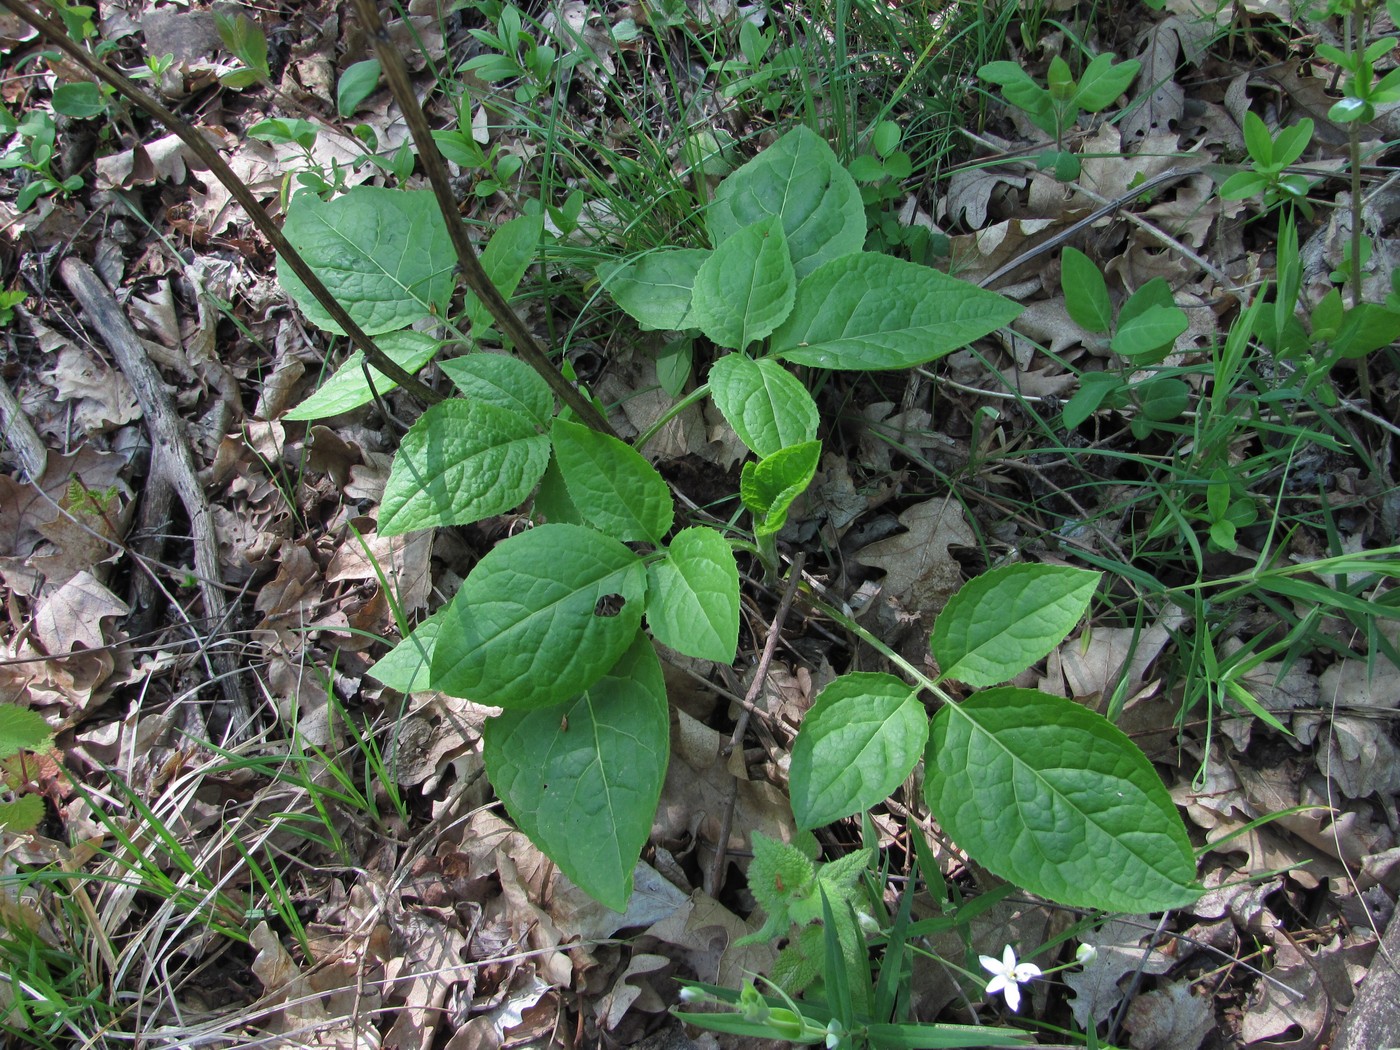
[980,945,1042,1012]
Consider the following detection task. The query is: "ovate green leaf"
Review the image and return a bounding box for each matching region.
[336,58,381,117]
[771,255,1022,370]
[284,330,440,421]
[439,353,554,427]
[432,524,647,708]
[551,418,674,544]
[278,187,455,335]
[931,564,1099,687]
[691,216,795,350]
[367,608,448,694]
[600,250,709,331]
[464,214,544,331]
[708,354,818,457]
[646,526,740,663]
[1111,304,1188,357]
[378,399,549,535]
[484,634,669,912]
[1060,248,1112,333]
[708,126,865,280]
[790,673,926,829]
[926,688,1201,912]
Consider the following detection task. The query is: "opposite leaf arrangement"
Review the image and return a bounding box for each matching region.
[280,125,1201,916]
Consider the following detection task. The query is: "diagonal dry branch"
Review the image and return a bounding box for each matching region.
[60,258,253,732]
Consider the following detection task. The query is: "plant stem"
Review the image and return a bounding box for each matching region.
[0,0,444,408]
[634,382,711,451]
[351,0,618,438]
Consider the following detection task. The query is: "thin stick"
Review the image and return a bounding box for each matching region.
[706,551,806,897]
[350,0,617,437]
[0,0,441,407]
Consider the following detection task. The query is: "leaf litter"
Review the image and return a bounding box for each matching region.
[2,0,1400,1045]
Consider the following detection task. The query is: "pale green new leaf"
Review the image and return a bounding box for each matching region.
[708,353,819,457]
[707,125,865,280]
[790,673,927,829]
[926,688,1201,912]
[464,214,545,331]
[278,187,455,334]
[551,418,674,544]
[740,440,821,536]
[484,633,668,911]
[646,526,740,663]
[284,330,440,421]
[431,524,647,708]
[771,255,1022,370]
[691,216,796,350]
[440,353,554,427]
[378,399,549,535]
[931,564,1100,687]
[600,249,709,331]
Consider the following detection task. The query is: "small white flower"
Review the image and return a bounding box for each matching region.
[1076,943,1098,966]
[979,945,1042,1012]
[825,1018,844,1049]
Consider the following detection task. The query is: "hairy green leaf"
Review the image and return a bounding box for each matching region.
[708,126,865,280]
[278,187,455,334]
[551,418,674,544]
[931,565,1100,687]
[772,255,1022,370]
[708,354,819,457]
[0,704,52,759]
[378,399,549,535]
[691,217,796,350]
[439,353,554,427]
[432,524,647,708]
[646,526,740,663]
[926,688,1201,912]
[790,673,926,829]
[484,633,668,911]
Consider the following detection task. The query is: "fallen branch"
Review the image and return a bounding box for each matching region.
[60,258,253,734]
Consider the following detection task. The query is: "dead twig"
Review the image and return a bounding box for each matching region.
[60,257,253,734]
[0,346,47,480]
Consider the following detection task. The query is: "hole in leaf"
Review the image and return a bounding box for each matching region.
[594,593,625,617]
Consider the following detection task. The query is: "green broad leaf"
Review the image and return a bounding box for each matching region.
[646,526,740,663]
[1241,111,1273,166]
[978,61,1055,132]
[464,214,545,332]
[336,58,381,117]
[1111,304,1188,357]
[215,11,269,76]
[789,673,926,829]
[1218,170,1270,200]
[926,688,1201,912]
[600,250,709,331]
[655,337,693,397]
[278,187,455,335]
[691,216,796,350]
[378,399,549,535]
[1332,303,1400,359]
[1061,248,1112,333]
[1118,277,1175,326]
[1072,54,1141,113]
[439,353,554,427]
[740,439,821,537]
[52,83,106,118]
[0,703,52,759]
[708,354,819,458]
[930,564,1100,687]
[1137,377,1190,421]
[550,418,674,544]
[484,633,668,912]
[284,330,440,421]
[484,632,669,912]
[432,524,647,708]
[771,255,1021,370]
[0,794,44,833]
[367,608,448,693]
[1062,372,1121,430]
[707,125,865,280]
[533,451,584,526]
